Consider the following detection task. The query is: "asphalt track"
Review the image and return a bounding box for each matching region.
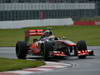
[0,46,100,75]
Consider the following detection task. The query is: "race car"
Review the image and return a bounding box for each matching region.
[16,29,94,59]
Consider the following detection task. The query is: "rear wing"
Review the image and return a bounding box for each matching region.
[25,29,46,37]
[25,29,47,42]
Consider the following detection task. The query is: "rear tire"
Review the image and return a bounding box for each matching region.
[77,40,87,59]
[16,41,27,59]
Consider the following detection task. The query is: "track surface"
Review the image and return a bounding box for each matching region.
[0,46,100,75]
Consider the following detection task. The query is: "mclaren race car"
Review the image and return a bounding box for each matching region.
[16,29,94,59]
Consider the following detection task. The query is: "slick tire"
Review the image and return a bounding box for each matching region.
[42,42,53,60]
[16,41,27,59]
[77,40,87,59]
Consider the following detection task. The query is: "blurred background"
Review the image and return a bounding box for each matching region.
[0,0,99,21]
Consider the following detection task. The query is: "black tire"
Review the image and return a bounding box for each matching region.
[77,40,87,50]
[41,42,53,60]
[16,41,27,59]
[78,55,86,59]
[77,40,87,59]
[40,42,48,59]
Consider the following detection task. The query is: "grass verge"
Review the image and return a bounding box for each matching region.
[0,26,100,46]
[0,58,45,72]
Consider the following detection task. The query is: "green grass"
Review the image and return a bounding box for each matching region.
[0,58,45,72]
[0,26,100,46]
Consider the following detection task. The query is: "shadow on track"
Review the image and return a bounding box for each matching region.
[27,55,95,62]
[27,56,68,62]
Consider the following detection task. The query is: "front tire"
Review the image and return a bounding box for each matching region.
[78,55,86,59]
[41,42,53,60]
[16,41,27,59]
[77,40,87,59]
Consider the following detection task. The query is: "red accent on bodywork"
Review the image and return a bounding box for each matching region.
[67,44,76,46]
[30,43,40,55]
[78,50,89,56]
[52,51,66,56]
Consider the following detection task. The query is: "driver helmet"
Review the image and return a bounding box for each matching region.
[43,30,52,37]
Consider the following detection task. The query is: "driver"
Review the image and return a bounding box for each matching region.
[42,30,52,37]
[40,30,58,41]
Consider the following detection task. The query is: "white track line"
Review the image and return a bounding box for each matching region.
[7,71,34,74]
[0,62,71,75]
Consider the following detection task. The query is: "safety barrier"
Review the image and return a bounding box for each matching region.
[74,21,100,26]
[95,21,100,25]
[0,18,73,29]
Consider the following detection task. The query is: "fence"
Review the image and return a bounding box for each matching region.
[0,2,97,21]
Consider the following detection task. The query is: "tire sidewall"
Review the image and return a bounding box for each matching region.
[77,40,87,59]
[16,41,27,59]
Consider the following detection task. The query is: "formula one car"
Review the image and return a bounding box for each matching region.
[16,29,94,59]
